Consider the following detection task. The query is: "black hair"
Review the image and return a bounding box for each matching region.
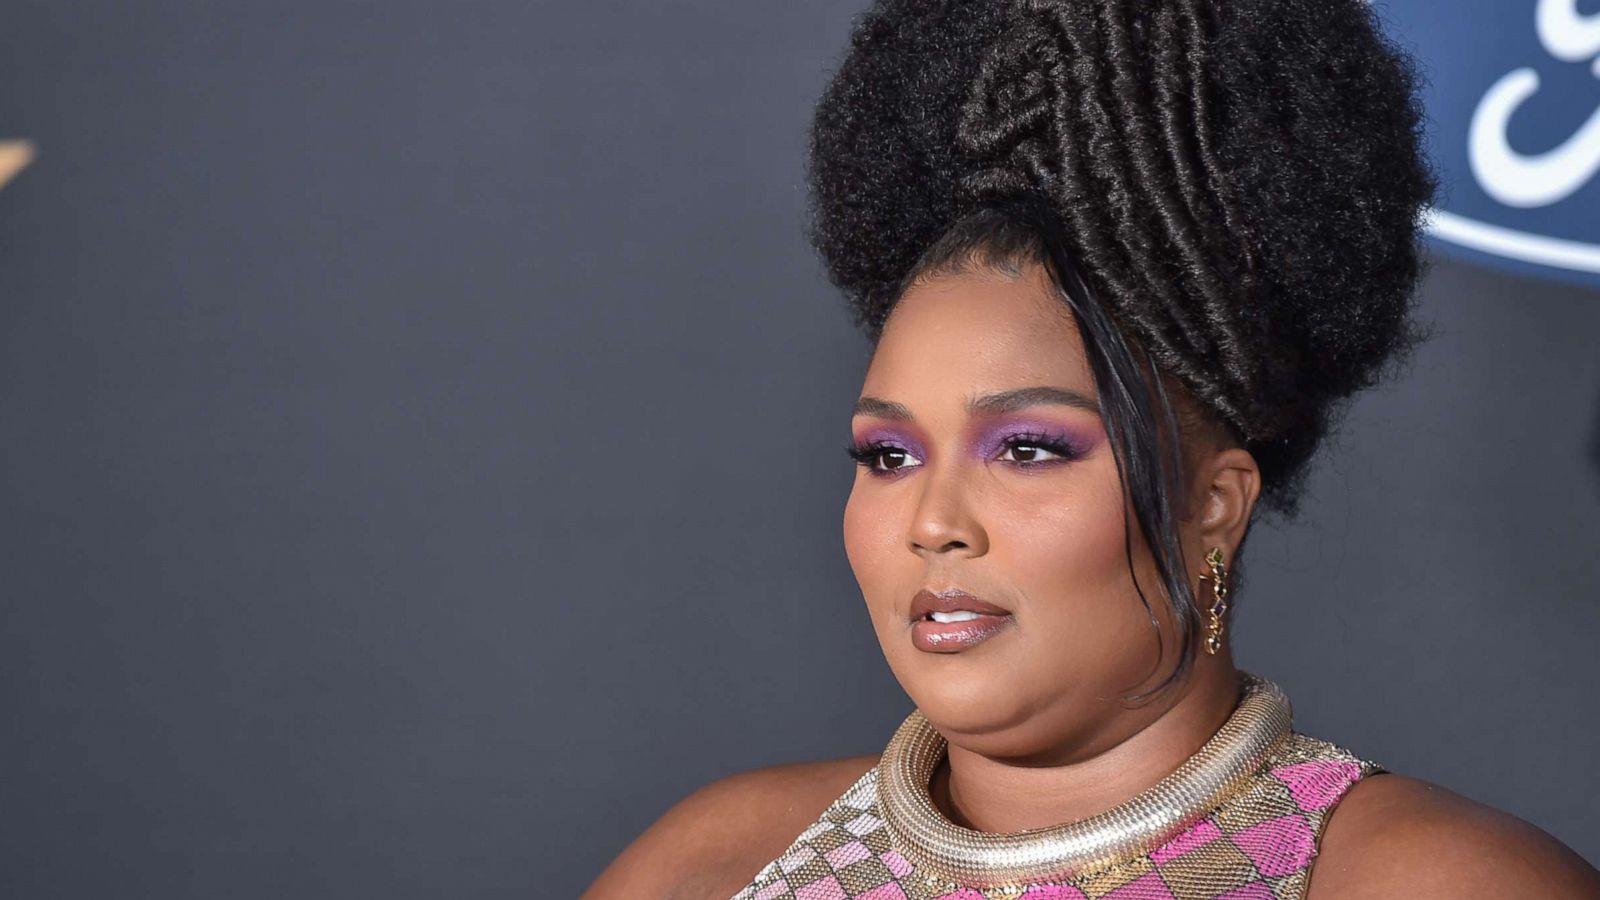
[807,0,1438,698]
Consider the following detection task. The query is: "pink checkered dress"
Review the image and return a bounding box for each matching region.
[730,731,1382,900]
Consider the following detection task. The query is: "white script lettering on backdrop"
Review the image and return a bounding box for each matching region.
[1394,0,1600,283]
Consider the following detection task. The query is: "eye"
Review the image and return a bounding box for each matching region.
[845,441,924,476]
[996,433,1081,466]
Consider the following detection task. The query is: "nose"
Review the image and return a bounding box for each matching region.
[907,466,989,557]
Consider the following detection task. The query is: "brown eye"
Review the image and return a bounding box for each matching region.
[996,435,1079,466]
[1000,443,1056,463]
[846,441,924,476]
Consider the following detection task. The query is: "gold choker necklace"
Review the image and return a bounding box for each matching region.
[875,671,1292,888]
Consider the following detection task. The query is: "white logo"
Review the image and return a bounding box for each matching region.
[1432,0,1600,276]
[1469,0,1600,208]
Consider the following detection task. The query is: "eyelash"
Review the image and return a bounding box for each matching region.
[844,432,1084,477]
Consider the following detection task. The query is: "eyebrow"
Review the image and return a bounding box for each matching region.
[852,386,1101,420]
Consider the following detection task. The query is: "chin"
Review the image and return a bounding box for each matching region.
[918,701,1074,761]
[895,658,1034,739]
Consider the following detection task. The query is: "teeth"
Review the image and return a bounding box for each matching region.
[929,610,982,624]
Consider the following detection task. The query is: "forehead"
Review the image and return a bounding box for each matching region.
[863,263,1094,397]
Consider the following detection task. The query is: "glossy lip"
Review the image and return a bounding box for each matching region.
[909,588,1012,620]
[909,588,1015,654]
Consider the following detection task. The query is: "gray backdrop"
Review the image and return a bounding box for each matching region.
[1,3,1595,898]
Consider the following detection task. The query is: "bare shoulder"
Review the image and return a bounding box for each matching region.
[1306,772,1600,899]
[581,753,880,900]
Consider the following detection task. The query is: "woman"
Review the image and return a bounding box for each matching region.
[586,0,1600,897]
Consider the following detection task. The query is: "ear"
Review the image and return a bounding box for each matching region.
[1191,447,1261,559]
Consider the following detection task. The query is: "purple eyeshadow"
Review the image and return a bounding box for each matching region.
[972,418,1102,459]
[852,425,925,459]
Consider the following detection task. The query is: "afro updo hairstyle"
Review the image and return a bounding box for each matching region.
[807,0,1438,698]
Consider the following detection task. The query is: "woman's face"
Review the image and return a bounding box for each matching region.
[844,261,1210,763]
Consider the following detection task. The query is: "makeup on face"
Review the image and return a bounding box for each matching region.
[847,392,1107,656]
[911,613,1013,652]
[850,424,926,457]
[969,416,1102,467]
[908,587,1015,653]
[848,410,1103,477]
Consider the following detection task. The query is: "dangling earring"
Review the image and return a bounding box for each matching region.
[1199,546,1229,655]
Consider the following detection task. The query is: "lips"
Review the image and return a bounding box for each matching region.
[909,588,1014,653]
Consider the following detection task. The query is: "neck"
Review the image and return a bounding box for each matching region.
[928,658,1242,833]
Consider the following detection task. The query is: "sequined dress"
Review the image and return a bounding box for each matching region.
[730,729,1382,900]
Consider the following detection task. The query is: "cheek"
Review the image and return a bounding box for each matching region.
[843,482,905,606]
[1003,461,1129,587]
[841,484,873,573]
[1000,463,1160,659]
